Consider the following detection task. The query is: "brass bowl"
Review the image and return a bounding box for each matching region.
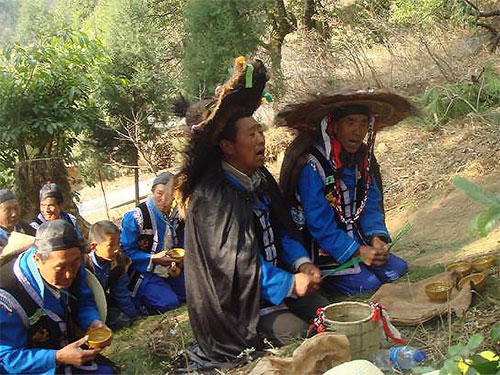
[458,273,486,292]
[446,261,472,279]
[169,248,185,263]
[87,326,113,349]
[471,255,496,272]
[425,281,453,302]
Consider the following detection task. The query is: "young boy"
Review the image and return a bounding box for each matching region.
[86,220,138,330]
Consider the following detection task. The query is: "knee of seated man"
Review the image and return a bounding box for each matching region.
[384,256,408,281]
[359,273,382,292]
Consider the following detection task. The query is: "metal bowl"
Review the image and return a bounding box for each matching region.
[458,273,486,292]
[471,255,496,272]
[168,248,185,263]
[425,281,453,302]
[87,326,113,349]
[446,261,472,279]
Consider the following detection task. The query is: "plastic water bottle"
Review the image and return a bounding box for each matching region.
[374,346,427,370]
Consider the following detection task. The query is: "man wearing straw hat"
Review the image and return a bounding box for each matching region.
[177,56,328,372]
[0,220,115,374]
[0,189,35,252]
[278,90,412,295]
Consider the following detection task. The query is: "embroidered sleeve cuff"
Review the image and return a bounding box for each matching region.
[291,256,312,272]
[286,275,296,298]
[337,241,360,264]
[146,256,154,272]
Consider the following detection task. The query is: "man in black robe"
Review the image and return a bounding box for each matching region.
[178,57,328,372]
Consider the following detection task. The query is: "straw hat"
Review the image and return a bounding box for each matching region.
[275,89,416,131]
[0,232,35,265]
[85,269,107,322]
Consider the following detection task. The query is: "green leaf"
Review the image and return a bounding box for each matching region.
[412,366,437,373]
[469,355,499,374]
[476,208,500,237]
[469,214,480,237]
[467,333,484,350]
[448,344,466,357]
[453,176,497,207]
[492,323,500,344]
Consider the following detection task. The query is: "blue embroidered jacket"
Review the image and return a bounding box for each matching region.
[297,160,389,265]
[0,248,100,375]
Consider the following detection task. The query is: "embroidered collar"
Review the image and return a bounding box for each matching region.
[221,161,264,192]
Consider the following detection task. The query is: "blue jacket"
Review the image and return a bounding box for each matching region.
[224,172,310,305]
[88,251,138,318]
[120,197,182,299]
[297,160,389,264]
[0,248,100,375]
[30,212,83,239]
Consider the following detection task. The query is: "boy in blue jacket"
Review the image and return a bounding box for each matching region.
[86,220,138,330]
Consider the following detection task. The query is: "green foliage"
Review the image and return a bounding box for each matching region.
[0,28,107,171]
[453,176,500,237]
[182,0,266,97]
[390,0,469,27]
[0,0,20,45]
[422,62,500,125]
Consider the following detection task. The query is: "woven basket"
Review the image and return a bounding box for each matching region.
[323,302,380,360]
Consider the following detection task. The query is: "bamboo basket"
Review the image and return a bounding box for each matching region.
[323,302,380,360]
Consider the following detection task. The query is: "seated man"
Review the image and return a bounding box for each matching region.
[85,220,138,330]
[0,189,35,252]
[0,220,115,374]
[120,172,185,315]
[278,91,411,295]
[178,57,328,371]
[30,182,82,238]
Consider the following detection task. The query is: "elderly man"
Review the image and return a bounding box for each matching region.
[0,220,115,374]
[30,182,82,239]
[177,57,328,371]
[120,172,186,315]
[0,189,35,252]
[278,91,412,295]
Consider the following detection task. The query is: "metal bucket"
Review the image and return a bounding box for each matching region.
[323,302,380,360]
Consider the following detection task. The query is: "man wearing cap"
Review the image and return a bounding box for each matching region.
[30,182,83,239]
[120,172,186,315]
[278,90,410,295]
[177,57,328,371]
[0,189,35,252]
[0,220,115,374]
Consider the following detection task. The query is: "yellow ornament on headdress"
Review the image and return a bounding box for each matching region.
[235,56,246,66]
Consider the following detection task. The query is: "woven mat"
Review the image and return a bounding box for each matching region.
[369,271,472,326]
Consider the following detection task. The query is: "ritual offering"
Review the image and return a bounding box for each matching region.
[445,261,472,279]
[87,326,113,349]
[458,273,486,293]
[470,254,496,272]
[425,281,453,302]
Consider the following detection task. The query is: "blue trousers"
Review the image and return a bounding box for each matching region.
[71,364,114,374]
[139,272,186,314]
[323,254,408,295]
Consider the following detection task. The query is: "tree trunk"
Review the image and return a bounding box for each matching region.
[304,0,316,30]
[14,157,90,237]
[134,168,140,206]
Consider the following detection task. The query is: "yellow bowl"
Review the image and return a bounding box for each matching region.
[87,327,113,349]
[446,261,472,279]
[471,255,496,272]
[458,273,486,292]
[169,248,185,263]
[425,281,453,302]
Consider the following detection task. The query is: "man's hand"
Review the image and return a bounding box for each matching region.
[292,271,320,297]
[358,245,388,267]
[87,320,107,331]
[55,336,100,366]
[372,236,389,253]
[298,262,321,290]
[151,250,174,266]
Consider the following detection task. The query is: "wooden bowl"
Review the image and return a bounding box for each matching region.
[425,281,453,302]
[458,273,486,292]
[471,255,496,272]
[168,248,185,263]
[446,261,472,279]
[87,326,113,349]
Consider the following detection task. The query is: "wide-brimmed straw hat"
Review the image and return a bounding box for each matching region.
[275,89,416,131]
[190,56,269,143]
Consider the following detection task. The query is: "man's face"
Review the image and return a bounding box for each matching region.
[93,232,120,261]
[220,117,266,175]
[0,199,20,231]
[40,198,63,221]
[152,182,175,215]
[34,247,82,290]
[334,114,369,154]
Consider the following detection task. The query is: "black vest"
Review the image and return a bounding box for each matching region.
[0,256,80,374]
